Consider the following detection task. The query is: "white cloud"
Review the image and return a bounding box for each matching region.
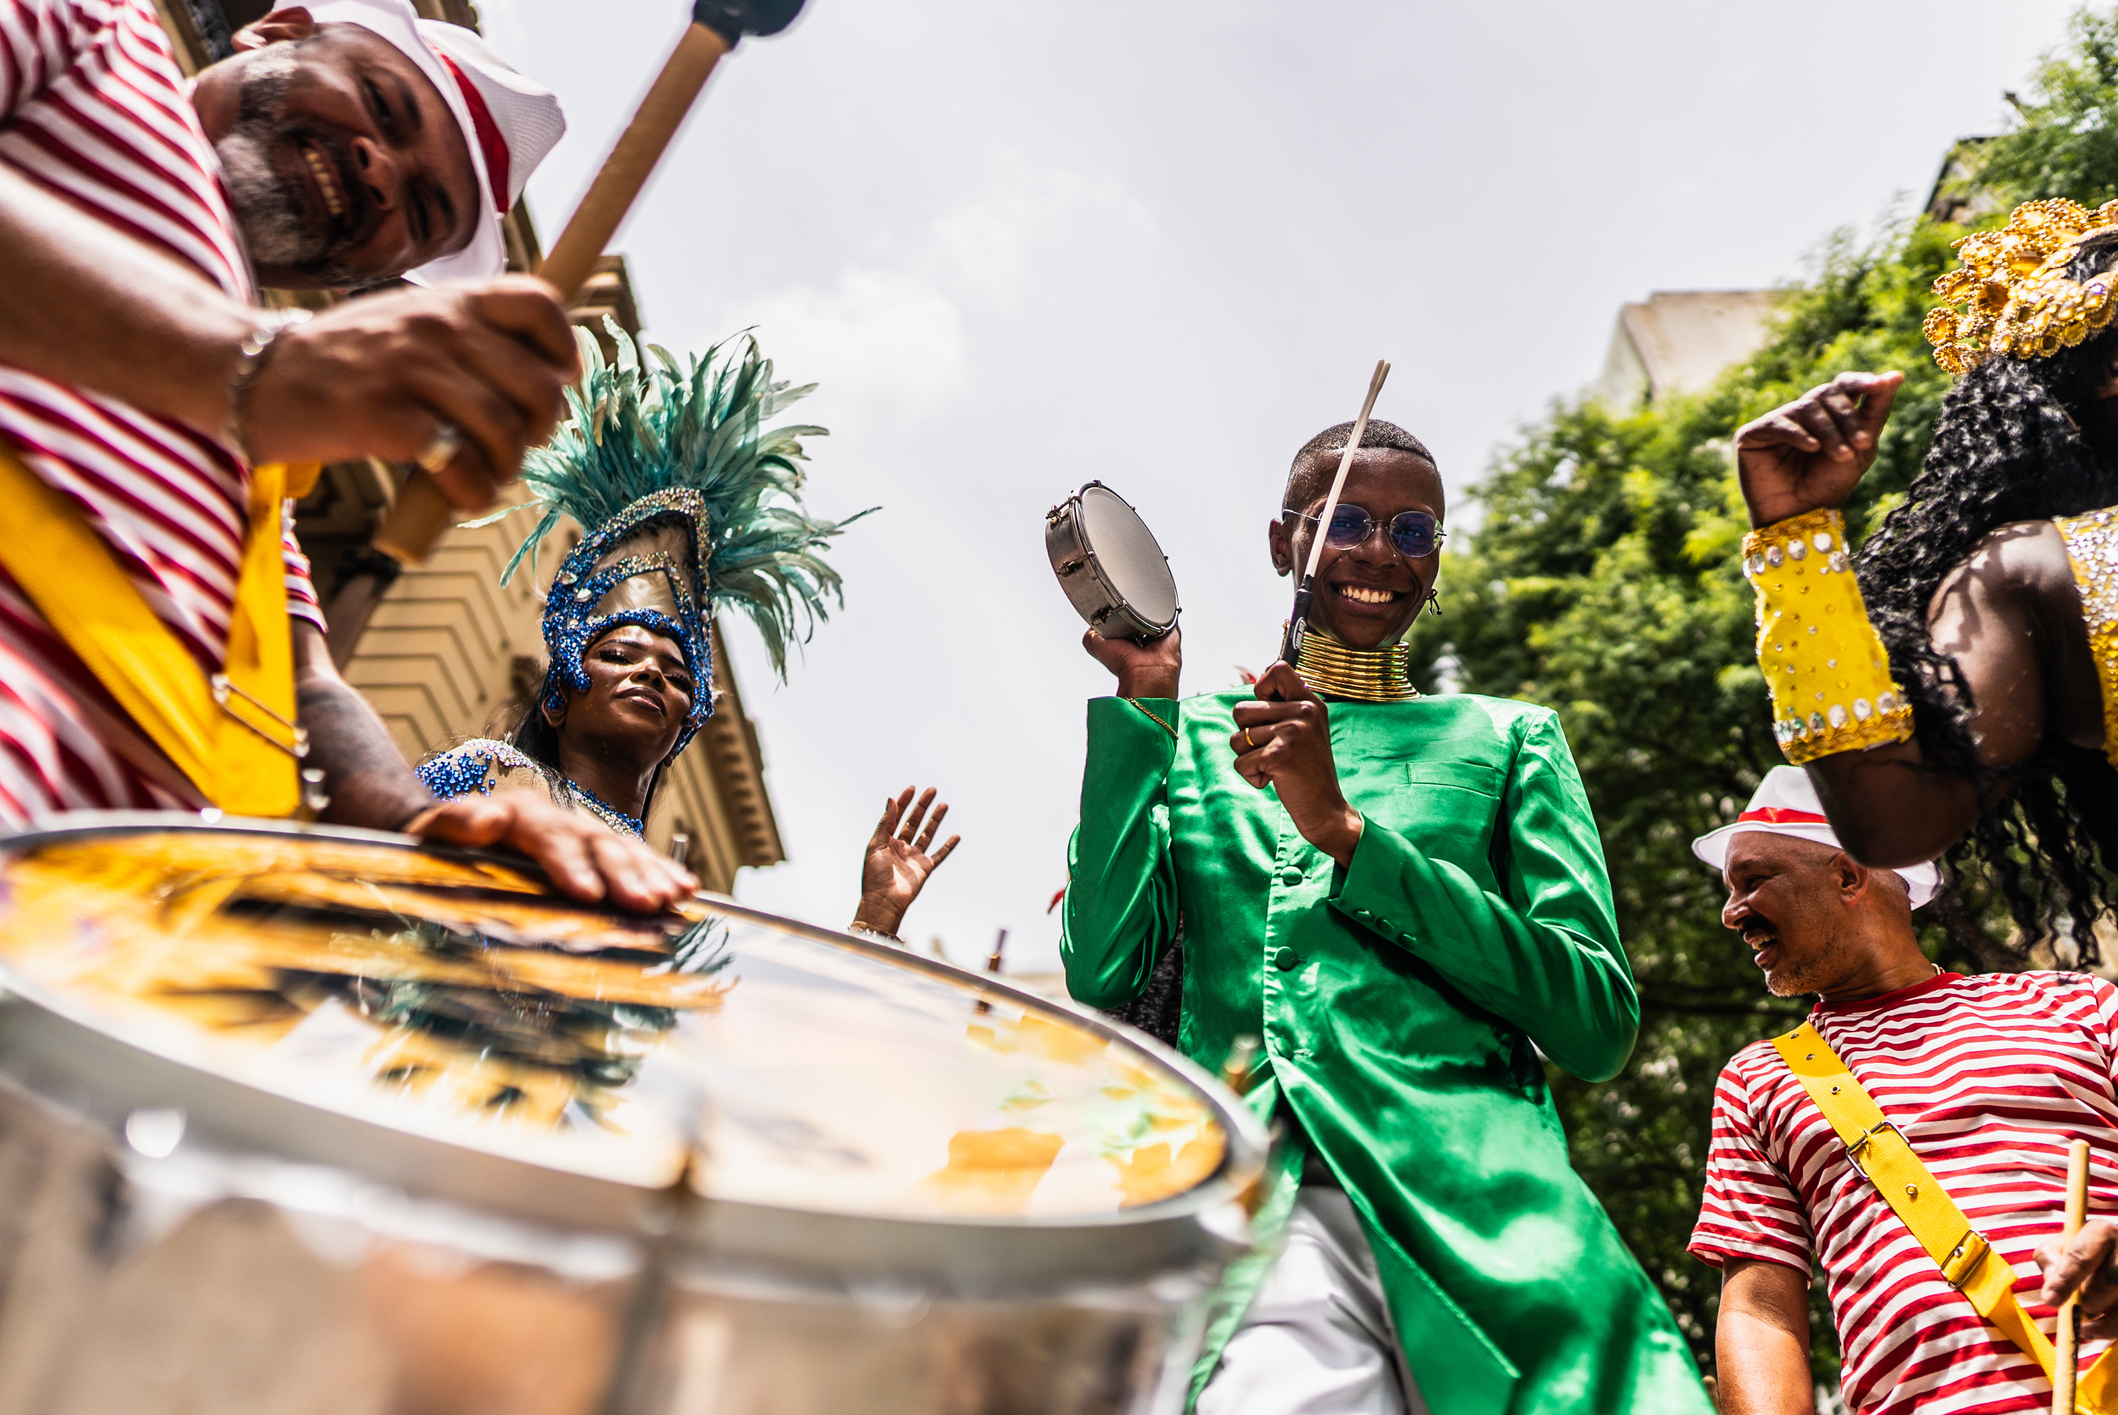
[738,267,969,426]
[728,157,1151,428]
[928,156,1151,311]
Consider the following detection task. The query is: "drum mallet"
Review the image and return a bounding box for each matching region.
[372,0,806,566]
[2055,1137,2092,1415]
[1278,359,1391,670]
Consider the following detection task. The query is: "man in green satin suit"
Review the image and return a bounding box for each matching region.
[1061,420,1711,1415]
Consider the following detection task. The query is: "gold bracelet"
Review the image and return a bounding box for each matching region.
[1124,697,1178,739]
[1743,508,1913,764]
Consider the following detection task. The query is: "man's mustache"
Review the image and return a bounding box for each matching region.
[1738,913,1779,947]
[220,46,376,285]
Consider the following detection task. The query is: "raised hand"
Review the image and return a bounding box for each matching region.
[1733,370,1902,528]
[1229,662,1363,866]
[1082,624,1181,700]
[851,786,962,939]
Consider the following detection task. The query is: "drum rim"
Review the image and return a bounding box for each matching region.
[0,812,1267,1245]
[1053,480,1179,637]
[1077,480,1180,630]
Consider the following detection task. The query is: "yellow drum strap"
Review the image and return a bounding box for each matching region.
[1775,1021,2112,1411]
[0,443,316,818]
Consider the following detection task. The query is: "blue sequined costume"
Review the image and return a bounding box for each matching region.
[416,738,645,839]
[417,320,869,833]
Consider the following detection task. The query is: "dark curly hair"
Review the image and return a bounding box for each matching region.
[1855,230,2118,958]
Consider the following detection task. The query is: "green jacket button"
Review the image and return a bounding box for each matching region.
[1279,866,1305,886]
[1272,948,1299,971]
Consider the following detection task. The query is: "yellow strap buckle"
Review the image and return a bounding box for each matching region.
[210,673,308,760]
[1940,1230,1992,1290]
[1843,1119,1903,1170]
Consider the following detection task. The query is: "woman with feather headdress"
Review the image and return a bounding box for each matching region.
[418,322,958,938]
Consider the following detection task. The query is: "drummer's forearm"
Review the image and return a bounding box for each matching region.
[1114,667,1179,699]
[293,622,433,830]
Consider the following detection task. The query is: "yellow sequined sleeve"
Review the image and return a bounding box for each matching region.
[1743,508,1913,764]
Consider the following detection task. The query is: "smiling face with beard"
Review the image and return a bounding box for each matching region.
[1719,831,1914,997]
[197,15,481,289]
[216,41,372,287]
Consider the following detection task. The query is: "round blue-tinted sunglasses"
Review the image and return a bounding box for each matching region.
[1288,504,1444,559]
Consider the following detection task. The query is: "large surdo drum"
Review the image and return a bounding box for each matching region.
[0,816,1263,1415]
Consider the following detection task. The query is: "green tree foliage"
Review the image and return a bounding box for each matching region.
[1405,7,2118,1382]
[1966,7,2118,208]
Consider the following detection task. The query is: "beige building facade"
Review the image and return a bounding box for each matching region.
[1594,289,1780,409]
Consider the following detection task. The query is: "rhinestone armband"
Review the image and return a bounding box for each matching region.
[1743,508,1913,764]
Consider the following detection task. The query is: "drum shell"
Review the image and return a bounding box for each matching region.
[1045,494,1175,641]
[0,1071,1229,1415]
[0,1074,644,1415]
[0,815,1262,1415]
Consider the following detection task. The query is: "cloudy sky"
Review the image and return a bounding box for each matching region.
[482,0,2079,973]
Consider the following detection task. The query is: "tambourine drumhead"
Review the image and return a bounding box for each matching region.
[1077,485,1178,627]
[1048,481,1179,639]
[0,821,1235,1222]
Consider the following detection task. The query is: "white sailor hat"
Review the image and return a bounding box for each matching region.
[1690,766,1941,909]
[301,0,566,284]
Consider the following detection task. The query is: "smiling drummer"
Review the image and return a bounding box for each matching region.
[1061,420,1710,1414]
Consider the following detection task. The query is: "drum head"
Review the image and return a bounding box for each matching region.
[0,821,1239,1223]
[1077,485,1178,631]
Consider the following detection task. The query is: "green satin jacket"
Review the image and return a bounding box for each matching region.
[1061,691,1710,1415]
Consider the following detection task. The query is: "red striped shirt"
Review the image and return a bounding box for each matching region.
[1690,971,2118,1414]
[0,0,324,822]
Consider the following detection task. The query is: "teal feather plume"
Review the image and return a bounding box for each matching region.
[495,319,874,677]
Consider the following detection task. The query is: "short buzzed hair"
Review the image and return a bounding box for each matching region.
[1285,419,1439,510]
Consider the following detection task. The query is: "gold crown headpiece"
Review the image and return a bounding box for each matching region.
[1924,197,2118,373]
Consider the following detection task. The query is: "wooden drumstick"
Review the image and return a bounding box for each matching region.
[1278,359,1390,669]
[2056,1137,2091,1415]
[536,26,730,300]
[374,5,792,565]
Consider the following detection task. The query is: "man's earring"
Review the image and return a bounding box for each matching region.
[1424,589,1442,617]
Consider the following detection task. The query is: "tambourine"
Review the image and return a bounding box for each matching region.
[1045,481,1179,640]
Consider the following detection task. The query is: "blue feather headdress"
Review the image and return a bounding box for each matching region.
[486,319,871,760]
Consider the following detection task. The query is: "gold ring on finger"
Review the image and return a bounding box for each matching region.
[1244,728,1257,750]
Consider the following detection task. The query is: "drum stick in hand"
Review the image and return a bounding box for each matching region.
[1278,359,1390,673]
[2056,1137,2091,1415]
[378,2,801,565]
